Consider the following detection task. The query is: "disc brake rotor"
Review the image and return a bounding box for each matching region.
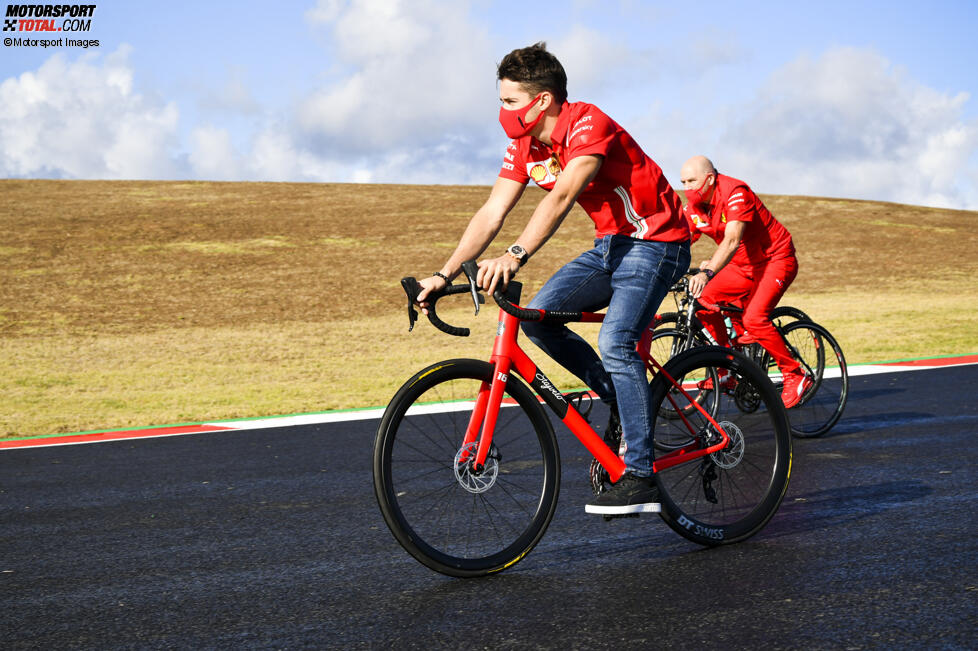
[710,420,745,469]
[454,442,500,494]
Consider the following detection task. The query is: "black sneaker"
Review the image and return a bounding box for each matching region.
[585,473,661,515]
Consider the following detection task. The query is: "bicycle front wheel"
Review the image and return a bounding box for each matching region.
[373,359,560,578]
[647,325,707,362]
[651,347,792,546]
[780,320,849,438]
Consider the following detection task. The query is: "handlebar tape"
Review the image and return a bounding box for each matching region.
[401,277,481,337]
[431,284,479,336]
[492,290,544,322]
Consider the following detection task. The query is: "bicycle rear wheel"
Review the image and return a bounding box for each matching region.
[779,320,849,438]
[651,347,792,546]
[647,328,719,449]
[373,359,560,578]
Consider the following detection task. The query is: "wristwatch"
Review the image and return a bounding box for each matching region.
[506,244,529,267]
[700,268,715,280]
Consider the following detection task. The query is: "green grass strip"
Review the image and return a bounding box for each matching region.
[6,352,976,443]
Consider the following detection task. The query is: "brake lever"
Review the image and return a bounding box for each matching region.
[400,277,422,332]
[460,260,481,316]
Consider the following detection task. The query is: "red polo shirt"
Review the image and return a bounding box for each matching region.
[682,174,795,267]
[498,101,689,243]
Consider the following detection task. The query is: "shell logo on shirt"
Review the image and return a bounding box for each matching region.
[526,155,560,186]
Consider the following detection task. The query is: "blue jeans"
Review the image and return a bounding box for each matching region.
[522,236,690,476]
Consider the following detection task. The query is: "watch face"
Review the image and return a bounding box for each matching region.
[510,245,525,257]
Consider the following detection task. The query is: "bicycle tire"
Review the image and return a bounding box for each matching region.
[652,312,680,330]
[373,359,560,578]
[771,305,811,328]
[779,320,849,438]
[647,326,706,361]
[651,346,792,546]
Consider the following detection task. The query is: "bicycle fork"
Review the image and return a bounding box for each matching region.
[457,359,510,474]
[457,309,627,483]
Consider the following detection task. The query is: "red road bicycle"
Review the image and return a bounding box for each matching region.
[373,261,792,577]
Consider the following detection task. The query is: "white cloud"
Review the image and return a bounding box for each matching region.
[188,126,242,181]
[0,46,182,180]
[297,0,496,152]
[248,128,363,182]
[546,25,634,97]
[713,47,978,209]
[8,9,972,211]
[181,0,508,184]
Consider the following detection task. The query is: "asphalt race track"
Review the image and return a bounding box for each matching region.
[2,365,977,649]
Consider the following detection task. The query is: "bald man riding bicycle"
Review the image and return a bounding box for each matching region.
[680,155,813,407]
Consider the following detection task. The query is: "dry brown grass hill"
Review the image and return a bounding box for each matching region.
[2,179,976,438]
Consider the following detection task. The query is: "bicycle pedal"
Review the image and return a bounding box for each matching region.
[602,513,640,521]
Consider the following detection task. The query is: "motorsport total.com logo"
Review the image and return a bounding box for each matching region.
[4,4,96,32]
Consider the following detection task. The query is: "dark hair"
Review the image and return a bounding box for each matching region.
[496,42,568,104]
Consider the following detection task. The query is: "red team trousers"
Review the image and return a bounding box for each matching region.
[696,256,800,374]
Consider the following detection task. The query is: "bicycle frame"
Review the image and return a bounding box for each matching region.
[459,299,733,480]
[666,277,797,370]
[692,297,816,379]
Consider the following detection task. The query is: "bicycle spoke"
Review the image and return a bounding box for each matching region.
[375,361,559,576]
[780,321,849,437]
[651,348,791,545]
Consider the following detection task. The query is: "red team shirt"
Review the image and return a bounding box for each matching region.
[682,174,795,268]
[498,101,689,243]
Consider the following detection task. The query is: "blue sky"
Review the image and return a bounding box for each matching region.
[2,0,977,208]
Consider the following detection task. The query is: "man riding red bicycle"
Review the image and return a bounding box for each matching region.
[680,155,813,408]
[415,43,691,515]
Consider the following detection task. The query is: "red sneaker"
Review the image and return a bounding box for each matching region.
[782,370,814,408]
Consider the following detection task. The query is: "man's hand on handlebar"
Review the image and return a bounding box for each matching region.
[688,261,713,299]
[409,256,521,314]
[416,275,449,315]
[402,259,538,336]
[476,255,520,297]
